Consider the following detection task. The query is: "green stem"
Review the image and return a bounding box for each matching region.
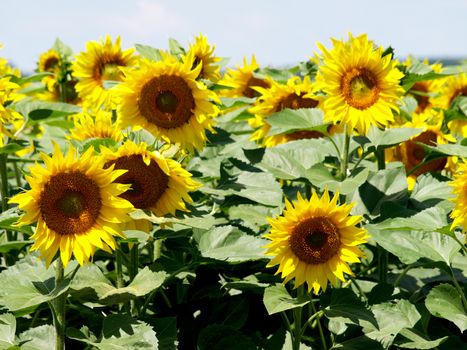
[449,266,467,311]
[292,290,303,350]
[115,249,124,289]
[375,147,388,284]
[340,127,351,181]
[13,161,21,189]
[154,239,163,261]
[375,147,386,170]
[53,259,66,350]
[310,299,328,350]
[0,153,10,213]
[394,263,418,287]
[129,244,139,282]
[452,233,467,255]
[349,276,367,302]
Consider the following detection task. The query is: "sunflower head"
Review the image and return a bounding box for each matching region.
[185,34,221,82]
[9,143,133,267]
[68,109,123,142]
[101,140,201,217]
[450,161,467,234]
[248,76,322,147]
[72,35,137,107]
[218,55,272,98]
[115,54,219,151]
[38,49,61,73]
[265,189,368,294]
[0,77,25,146]
[316,33,404,135]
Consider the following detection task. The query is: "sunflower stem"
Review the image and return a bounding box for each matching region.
[129,244,140,316]
[292,286,304,350]
[53,259,66,350]
[154,239,163,261]
[375,147,388,284]
[115,249,124,289]
[340,127,351,181]
[0,153,14,252]
[310,298,328,350]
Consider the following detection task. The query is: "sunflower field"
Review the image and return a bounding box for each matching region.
[0,33,466,350]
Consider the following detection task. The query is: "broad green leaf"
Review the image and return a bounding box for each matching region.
[97,318,158,350]
[401,71,450,91]
[263,284,310,315]
[266,108,327,136]
[0,256,77,312]
[394,328,448,349]
[19,325,55,350]
[135,43,163,61]
[410,174,454,211]
[331,336,385,350]
[425,283,467,332]
[0,143,25,155]
[0,314,16,348]
[361,300,421,348]
[14,98,81,121]
[194,225,268,262]
[71,265,166,305]
[323,289,377,327]
[366,126,423,150]
[129,209,216,230]
[0,240,33,254]
[369,229,461,265]
[0,208,33,235]
[152,318,177,350]
[168,37,185,57]
[228,204,279,231]
[52,38,73,57]
[351,166,408,217]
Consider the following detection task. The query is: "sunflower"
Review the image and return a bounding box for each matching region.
[185,35,221,82]
[248,76,323,147]
[450,161,467,234]
[9,143,133,267]
[72,35,137,108]
[115,53,219,151]
[37,75,80,104]
[316,33,404,135]
[0,44,20,77]
[0,77,24,146]
[68,109,123,142]
[435,72,467,137]
[265,189,368,294]
[386,113,455,189]
[101,140,201,216]
[38,49,61,73]
[218,55,271,98]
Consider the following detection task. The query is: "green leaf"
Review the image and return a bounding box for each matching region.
[97,318,158,350]
[129,209,216,230]
[19,325,55,350]
[263,284,310,315]
[52,38,73,57]
[15,98,81,121]
[401,71,450,91]
[369,228,460,265]
[351,166,408,217]
[194,225,268,263]
[0,143,26,155]
[394,328,448,349]
[71,265,166,305]
[425,283,467,332]
[0,208,33,235]
[410,174,454,211]
[152,317,177,350]
[331,336,385,350]
[366,126,423,150]
[266,108,327,136]
[168,38,185,57]
[0,241,33,254]
[361,300,421,348]
[228,204,279,231]
[0,314,16,348]
[135,44,163,61]
[323,289,377,327]
[0,256,77,312]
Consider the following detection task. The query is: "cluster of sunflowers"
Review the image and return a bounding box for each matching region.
[0,33,466,349]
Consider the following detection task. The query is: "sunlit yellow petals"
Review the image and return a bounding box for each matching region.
[265,189,368,294]
[8,143,133,267]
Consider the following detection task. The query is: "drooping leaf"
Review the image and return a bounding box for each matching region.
[263,284,310,315]
[135,43,164,61]
[194,225,268,263]
[425,283,467,332]
[0,314,17,348]
[19,325,56,350]
[393,328,448,349]
[266,108,327,136]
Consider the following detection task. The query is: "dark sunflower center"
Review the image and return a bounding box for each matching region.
[39,171,102,236]
[156,91,179,113]
[243,76,270,98]
[411,82,430,113]
[278,93,319,110]
[341,67,380,110]
[44,57,59,72]
[289,217,340,264]
[138,75,195,129]
[403,130,447,176]
[449,85,467,106]
[107,155,169,209]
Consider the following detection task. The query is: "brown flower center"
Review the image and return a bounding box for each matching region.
[44,56,59,72]
[289,217,340,264]
[341,67,380,110]
[39,171,102,236]
[138,75,195,129]
[243,76,270,98]
[411,82,430,113]
[107,155,169,209]
[403,130,447,176]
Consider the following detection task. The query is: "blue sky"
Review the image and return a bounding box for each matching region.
[1,0,466,72]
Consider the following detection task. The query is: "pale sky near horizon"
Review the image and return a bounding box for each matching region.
[1,0,466,72]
